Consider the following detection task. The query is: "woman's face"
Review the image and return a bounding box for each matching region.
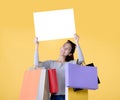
[60,43,72,57]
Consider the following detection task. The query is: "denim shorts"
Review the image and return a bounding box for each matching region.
[50,94,65,100]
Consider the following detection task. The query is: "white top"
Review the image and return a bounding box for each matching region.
[34,45,84,95]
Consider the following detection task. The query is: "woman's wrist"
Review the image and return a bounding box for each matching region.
[35,43,39,49]
[34,37,39,47]
[75,41,79,46]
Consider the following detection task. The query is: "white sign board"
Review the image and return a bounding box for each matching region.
[33,8,76,41]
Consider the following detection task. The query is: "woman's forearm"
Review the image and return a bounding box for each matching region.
[34,41,39,67]
[74,34,84,64]
[76,43,84,64]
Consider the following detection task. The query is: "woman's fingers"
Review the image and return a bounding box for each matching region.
[74,33,79,42]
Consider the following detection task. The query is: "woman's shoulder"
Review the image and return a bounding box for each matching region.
[44,60,76,64]
[44,60,56,63]
[68,60,76,64]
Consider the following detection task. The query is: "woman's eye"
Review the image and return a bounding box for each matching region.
[65,48,70,51]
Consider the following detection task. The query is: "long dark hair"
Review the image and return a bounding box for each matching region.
[65,40,76,62]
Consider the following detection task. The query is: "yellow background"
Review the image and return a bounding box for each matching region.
[0,0,120,100]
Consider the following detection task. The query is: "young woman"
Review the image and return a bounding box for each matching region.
[34,34,84,100]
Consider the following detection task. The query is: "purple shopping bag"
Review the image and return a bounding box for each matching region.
[65,63,98,90]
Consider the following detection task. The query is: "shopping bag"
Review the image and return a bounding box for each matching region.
[48,69,58,94]
[19,68,49,100]
[65,63,98,90]
[73,63,100,91]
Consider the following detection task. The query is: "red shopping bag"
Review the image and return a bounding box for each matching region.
[48,69,58,93]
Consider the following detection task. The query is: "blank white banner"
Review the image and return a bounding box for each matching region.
[33,8,76,41]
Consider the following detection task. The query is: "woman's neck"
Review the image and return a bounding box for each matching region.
[57,56,66,63]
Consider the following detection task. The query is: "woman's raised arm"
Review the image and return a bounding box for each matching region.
[34,37,39,67]
[74,34,84,64]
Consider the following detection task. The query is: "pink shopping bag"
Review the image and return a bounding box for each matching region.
[19,68,49,100]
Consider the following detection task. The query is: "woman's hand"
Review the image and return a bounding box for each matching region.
[34,37,39,44]
[74,33,79,45]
